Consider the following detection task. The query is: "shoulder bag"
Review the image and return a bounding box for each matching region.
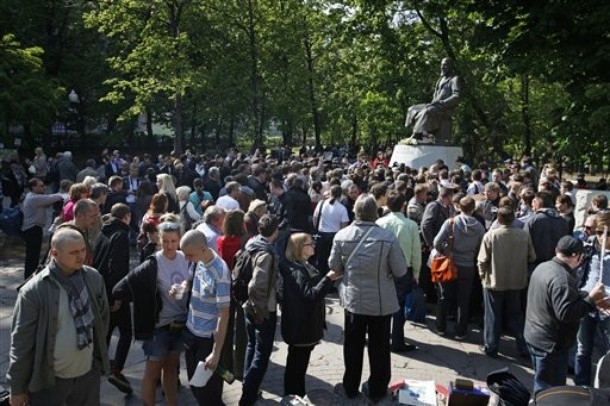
[430,217,458,283]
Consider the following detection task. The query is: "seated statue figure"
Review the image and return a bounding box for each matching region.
[406,57,461,143]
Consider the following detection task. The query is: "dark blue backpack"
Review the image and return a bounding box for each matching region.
[404,286,427,324]
[0,206,23,236]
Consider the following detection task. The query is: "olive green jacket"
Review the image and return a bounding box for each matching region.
[7,262,110,395]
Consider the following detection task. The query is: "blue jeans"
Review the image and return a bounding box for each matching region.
[391,273,412,347]
[483,289,527,355]
[239,310,277,406]
[528,344,569,396]
[574,314,610,386]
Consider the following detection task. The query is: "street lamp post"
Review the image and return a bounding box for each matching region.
[68,89,79,104]
[67,89,80,147]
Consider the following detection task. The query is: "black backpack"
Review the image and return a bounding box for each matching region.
[232,247,271,303]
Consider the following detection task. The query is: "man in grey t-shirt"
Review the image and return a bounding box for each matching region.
[21,177,63,279]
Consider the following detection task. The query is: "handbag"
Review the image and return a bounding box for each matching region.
[430,217,458,283]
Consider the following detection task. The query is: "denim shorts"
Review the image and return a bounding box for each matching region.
[142,326,184,361]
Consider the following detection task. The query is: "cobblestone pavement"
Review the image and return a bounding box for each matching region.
[0,237,538,405]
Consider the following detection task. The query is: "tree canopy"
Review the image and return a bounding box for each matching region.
[0,0,607,171]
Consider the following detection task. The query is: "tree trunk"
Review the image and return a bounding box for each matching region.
[351,117,358,150]
[228,116,235,147]
[215,117,222,147]
[190,100,197,148]
[521,74,532,156]
[247,0,261,148]
[258,89,266,150]
[303,21,321,150]
[283,119,293,147]
[146,107,154,140]
[173,92,183,154]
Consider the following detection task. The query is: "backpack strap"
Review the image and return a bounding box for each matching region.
[448,217,455,257]
[185,261,197,310]
[314,200,325,231]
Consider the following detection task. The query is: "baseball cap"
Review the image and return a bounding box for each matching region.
[556,236,585,257]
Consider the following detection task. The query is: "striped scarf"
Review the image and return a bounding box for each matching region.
[50,263,94,350]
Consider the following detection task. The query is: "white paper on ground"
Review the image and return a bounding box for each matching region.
[398,379,437,406]
[189,361,213,387]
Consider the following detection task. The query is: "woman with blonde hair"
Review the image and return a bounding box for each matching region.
[156,173,179,214]
[280,232,339,396]
[112,221,190,406]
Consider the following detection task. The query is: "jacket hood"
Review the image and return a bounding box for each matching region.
[537,208,561,218]
[101,217,129,235]
[454,214,482,236]
[245,235,273,252]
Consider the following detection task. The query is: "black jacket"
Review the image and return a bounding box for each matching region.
[280,260,333,346]
[204,178,222,201]
[524,208,569,265]
[104,190,128,214]
[421,200,452,247]
[92,217,130,298]
[524,257,596,352]
[269,192,293,230]
[286,187,312,232]
[247,175,267,201]
[112,256,161,340]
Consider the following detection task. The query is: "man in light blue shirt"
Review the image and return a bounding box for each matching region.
[195,205,226,253]
[377,190,421,352]
[180,230,231,405]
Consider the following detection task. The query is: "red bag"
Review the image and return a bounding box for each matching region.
[431,255,458,283]
[430,217,458,283]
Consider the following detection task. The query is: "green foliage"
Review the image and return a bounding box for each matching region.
[0,34,63,145]
[0,0,607,171]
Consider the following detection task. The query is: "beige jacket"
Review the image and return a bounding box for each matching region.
[478,225,536,290]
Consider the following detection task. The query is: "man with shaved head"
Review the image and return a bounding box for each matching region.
[8,228,110,406]
[180,230,231,405]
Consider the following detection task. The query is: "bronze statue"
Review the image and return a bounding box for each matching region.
[405,57,461,143]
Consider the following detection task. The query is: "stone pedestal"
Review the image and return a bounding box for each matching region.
[389,143,464,169]
[574,188,610,230]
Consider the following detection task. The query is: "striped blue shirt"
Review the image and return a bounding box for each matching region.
[186,253,232,338]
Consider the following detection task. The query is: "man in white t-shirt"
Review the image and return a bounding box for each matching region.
[215,181,241,211]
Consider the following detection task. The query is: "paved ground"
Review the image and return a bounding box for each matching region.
[0,236,539,405]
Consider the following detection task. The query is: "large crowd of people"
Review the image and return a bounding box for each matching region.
[3,145,610,405]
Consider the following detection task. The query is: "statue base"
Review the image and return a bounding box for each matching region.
[389,143,464,169]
